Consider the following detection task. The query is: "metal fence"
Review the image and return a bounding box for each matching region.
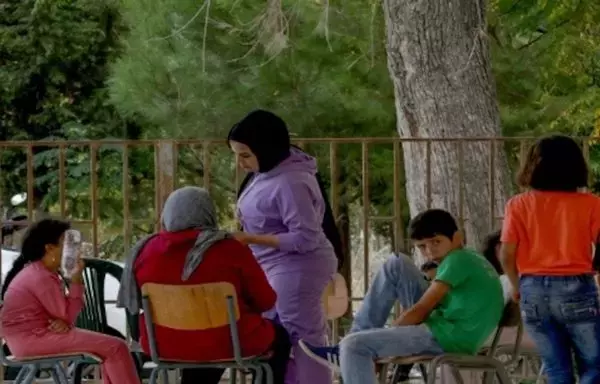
[0,136,596,302]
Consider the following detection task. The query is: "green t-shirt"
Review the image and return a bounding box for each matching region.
[424,248,504,354]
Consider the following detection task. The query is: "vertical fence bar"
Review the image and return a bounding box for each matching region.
[203,142,211,191]
[582,138,590,163]
[26,145,34,220]
[488,140,496,231]
[518,140,528,193]
[90,144,99,257]
[392,141,404,254]
[361,142,370,293]
[329,142,340,230]
[156,141,177,230]
[582,139,591,190]
[58,144,67,218]
[329,142,340,342]
[234,150,242,193]
[519,140,528,166]
[425,140,432,208]
[122,144,131,254]
[457,141,465,230]
[392,141,404,317]
[233,146,243,230]
[154,146,160,232]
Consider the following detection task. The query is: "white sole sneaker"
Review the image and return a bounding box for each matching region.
[298,340,342,374]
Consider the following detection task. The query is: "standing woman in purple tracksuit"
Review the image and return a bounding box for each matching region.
[228,110,341,384]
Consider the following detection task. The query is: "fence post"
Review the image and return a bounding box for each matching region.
[156,141,177,229]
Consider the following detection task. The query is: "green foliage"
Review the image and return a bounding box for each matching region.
[0,0,157,257]
[110,0,394,139]
[489,0,600,187]
[0,0,137,208]
[491,0,600,136]
[109,0,401,243]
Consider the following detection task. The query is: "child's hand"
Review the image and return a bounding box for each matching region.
[511,289,520,302]
[48,319,71,333]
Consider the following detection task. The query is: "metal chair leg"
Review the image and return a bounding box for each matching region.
[377,363,389,384]
[492,361,513,384]
[535,363,545,384]
[49,366,63,384]
[390,365,402,384]
[230,368,238,384]
[426,360,438,384]
[21,365,38,384]
[449,366,464,384]
[149,368,159,384]
[253,365,264,384]
[72,361,86,384]
[418,364,428,383]
[160,368,169,384]
[263,364,274,384]
[52,363,69,384]
[13,366,31,384]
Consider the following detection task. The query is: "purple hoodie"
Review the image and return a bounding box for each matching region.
[237,148,338,276]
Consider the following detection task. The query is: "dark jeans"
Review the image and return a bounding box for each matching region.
[181,322,291,384]
[520,275,600,384]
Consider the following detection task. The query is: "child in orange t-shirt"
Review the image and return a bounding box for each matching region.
[500,135,600,384]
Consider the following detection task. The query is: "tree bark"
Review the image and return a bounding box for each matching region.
[382,0,511,251]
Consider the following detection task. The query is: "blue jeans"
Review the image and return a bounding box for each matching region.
[340,254,444,384]
[520,275,600,384]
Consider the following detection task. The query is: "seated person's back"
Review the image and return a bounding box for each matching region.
[135,225,276,361]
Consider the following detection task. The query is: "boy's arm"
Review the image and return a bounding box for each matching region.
[392,281,449,326]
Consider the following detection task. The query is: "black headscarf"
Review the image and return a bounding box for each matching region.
[227,109,291,173]
[228,109,345,270]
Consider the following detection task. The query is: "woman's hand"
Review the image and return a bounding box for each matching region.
[232,231,251,244]
[48,319,71,333]
[70,257,85,284]
[232,232,280,248]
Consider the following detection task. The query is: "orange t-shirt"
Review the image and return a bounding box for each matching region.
[501,190,600,275]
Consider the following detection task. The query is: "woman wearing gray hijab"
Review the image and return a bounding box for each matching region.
[117,186,290,384]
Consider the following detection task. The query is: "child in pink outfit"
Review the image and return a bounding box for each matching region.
[0,219,140,384]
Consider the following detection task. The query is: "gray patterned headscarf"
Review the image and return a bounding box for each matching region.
[117,186,231,314]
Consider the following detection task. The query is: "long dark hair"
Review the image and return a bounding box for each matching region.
[1,219,70,299]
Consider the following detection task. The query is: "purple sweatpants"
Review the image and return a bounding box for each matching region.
[266,270,334,384]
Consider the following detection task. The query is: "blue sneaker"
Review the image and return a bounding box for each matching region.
[298,340,341,373]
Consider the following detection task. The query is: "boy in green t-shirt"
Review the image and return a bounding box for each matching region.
[299,209,504,384]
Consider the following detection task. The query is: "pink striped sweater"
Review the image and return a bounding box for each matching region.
[1,261,84,337]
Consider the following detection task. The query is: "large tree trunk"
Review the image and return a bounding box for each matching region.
[382,0,511,251]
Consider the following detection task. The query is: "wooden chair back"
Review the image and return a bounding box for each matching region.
[141,282,240,330]
[322,273,349,320]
